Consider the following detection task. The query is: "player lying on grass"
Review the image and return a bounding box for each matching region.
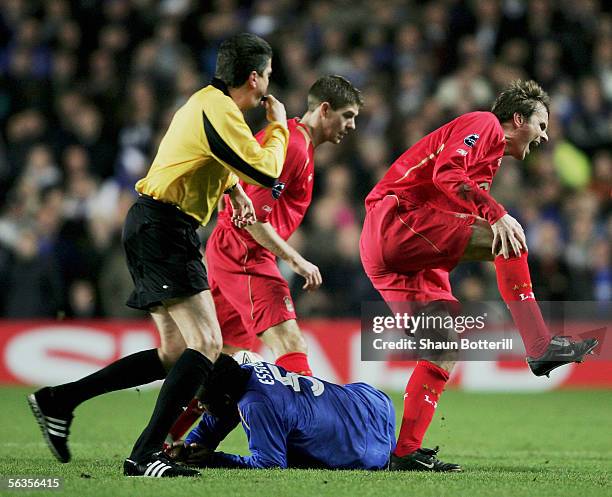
[359,79,598,471]
[166,75,363,444]
[163,354,432,471]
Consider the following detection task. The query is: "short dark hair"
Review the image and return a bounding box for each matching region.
[307,75,364,111]
[215,33,273,88]
[491,80,550,122]
[200,354,250,417]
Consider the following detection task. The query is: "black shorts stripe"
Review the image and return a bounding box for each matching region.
[202,110,277,188]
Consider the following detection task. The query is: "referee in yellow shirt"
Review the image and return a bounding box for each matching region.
[28,33,288,478]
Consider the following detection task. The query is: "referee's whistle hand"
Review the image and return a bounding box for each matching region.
[263,94,287,127]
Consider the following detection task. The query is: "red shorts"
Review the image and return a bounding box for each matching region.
[360,195,475,304]
[206,227,296,350]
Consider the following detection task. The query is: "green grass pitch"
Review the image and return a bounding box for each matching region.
[0,387,610,497]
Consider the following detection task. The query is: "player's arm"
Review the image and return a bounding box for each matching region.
[198,401,289,469]
[246,221,322,291]
[240,130,320,288]
[202,95,288,188]
[432,124,506,225]
[167,411,240,465]
[432,118,526,258]
[185,411,240,450]
[227,183,257,228]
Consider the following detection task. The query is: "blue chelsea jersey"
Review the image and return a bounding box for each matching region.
[186,362,396,469]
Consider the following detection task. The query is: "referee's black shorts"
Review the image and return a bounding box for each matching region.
[122,195,209,310]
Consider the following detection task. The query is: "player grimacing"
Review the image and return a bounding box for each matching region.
[360,80,598,471]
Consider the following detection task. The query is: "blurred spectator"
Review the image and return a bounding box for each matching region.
[589,150,612,201]
[529,221,573,301]
[591,239,611,303]
[566,76,612,154]
[3,228,64,317]
[67,279,99,318]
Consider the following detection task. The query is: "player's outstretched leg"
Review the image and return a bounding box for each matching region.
[494,252,598,376]
[27,387,73,463]
[27,348,167,463]
[526,336,599,377]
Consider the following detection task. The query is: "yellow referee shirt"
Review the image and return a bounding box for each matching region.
[135,79,288,225]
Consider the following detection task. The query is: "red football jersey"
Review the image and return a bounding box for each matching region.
[366,111,507,224]
[218,118,315,250]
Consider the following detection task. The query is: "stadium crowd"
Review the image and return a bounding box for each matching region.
[0,0,610,319]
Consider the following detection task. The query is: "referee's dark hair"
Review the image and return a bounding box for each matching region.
[200,354,251,417]
[215,33,273,88]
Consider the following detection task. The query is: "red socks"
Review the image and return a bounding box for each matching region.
[395,361,449,457]
[276,352,313,376]
[165,397,203,446]
[494,252,551,358]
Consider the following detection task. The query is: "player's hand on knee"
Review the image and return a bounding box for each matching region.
[290,256,322,291]
[492,214,527,259]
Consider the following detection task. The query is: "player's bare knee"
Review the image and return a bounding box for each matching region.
[158,341,186,369]
[462,219,494,262]
[261,321,307,356]
[289,333,308,354]
[187,333,222,360]
[222,344,243,355]
[270,336,307,357]
[281,328,307,354]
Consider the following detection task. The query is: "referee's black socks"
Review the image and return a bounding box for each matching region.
[129,348,213,463]
[51,348,167,412]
